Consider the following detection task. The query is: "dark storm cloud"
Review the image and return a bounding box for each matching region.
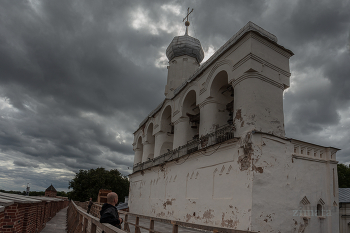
[0,163,71,191]
[13,160,39,168]
[0,0,167,116]
[0,0,349,191]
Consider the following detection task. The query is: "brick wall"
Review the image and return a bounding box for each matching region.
[1,204,24,233]
[44,191,57,197]
[0,199,69,233]
[0,210,4,231]
[36,202,46,232]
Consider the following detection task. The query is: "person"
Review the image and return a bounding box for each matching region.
[100,192,123,229]
[87,197,93,214]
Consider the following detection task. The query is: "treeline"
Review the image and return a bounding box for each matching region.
[0,189,69,197]
[338,163,350,188]
[68,167,129,203]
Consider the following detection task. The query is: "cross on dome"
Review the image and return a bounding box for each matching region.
[183,7,193,36]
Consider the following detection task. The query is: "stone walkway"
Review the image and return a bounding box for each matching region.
[41,207,68,233]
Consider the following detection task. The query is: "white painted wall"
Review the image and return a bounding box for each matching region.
[250,134,339,233]
[165,56,199,97]
[130,134,339,232]
[129,139,253,230]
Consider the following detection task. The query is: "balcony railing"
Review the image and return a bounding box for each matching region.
[133,124,235,173]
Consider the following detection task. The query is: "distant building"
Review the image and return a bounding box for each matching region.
[45,184,57,197]
[97,189,111,204]
[339,188,350,233]
[116,196,129,211]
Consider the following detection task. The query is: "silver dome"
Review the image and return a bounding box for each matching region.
[166,35,204,63]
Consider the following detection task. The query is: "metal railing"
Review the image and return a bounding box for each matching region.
[134,125,235,173]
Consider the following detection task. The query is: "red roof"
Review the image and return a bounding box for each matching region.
[45,184,57,192]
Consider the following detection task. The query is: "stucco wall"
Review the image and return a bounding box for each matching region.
[129,139,254,230]
[130,133,339,233]
[250,134,339,233]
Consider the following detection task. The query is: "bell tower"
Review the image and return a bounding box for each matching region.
[165,8,204,97]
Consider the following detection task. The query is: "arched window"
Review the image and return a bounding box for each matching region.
[154,105,174,158]
[143,123,155,161]
[209,70,234,127]
[134,136,143,165]
[182,90,199,140]
[161,106,173,134]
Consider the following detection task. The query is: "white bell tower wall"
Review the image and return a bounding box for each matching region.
[165,55,199,97]
[227,33,293,138]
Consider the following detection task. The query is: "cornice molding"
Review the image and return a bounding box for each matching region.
[232,72,284,90]
[251,33,293,58]
[232,53,291,77]
[292,154,338,164]
[173,117,189,125]
[198,98,219,109]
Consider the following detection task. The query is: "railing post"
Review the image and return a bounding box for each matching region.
[135,216,141,233]
[171,221,178,233]
[83,217,88,233]
[124,213,130,232]
[149,219,154,233]
[90,222,97,233]
[72,212,82,233]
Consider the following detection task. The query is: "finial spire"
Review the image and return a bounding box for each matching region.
[183,8,193,36]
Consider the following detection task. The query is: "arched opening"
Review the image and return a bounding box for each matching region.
[134,136,143,165]
[142,123,155,162]
[182,90,200,140]
[173,90,199,149]
[154,105,174,158]
[317,204,323,216]
[210,70,234,127]
[161,105,174,134]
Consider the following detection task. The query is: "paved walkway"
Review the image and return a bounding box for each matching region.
[41,207,67,233]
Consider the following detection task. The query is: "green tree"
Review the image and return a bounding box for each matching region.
[68,167,129,203]
[56,191,68,197]
[338,163,350,188]
[29,191,45,196]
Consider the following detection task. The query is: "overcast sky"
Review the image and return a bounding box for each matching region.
[0,0,349,192]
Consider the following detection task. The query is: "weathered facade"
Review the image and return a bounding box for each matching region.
[129,21,340,233]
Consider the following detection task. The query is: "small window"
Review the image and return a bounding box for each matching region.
[301,149,303,154]
[317,204,323,216]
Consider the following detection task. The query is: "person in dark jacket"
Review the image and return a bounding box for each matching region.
[87,198,93,214]
[100,192,123,229]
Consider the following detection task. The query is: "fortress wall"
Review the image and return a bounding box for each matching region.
[0,192,69,233]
